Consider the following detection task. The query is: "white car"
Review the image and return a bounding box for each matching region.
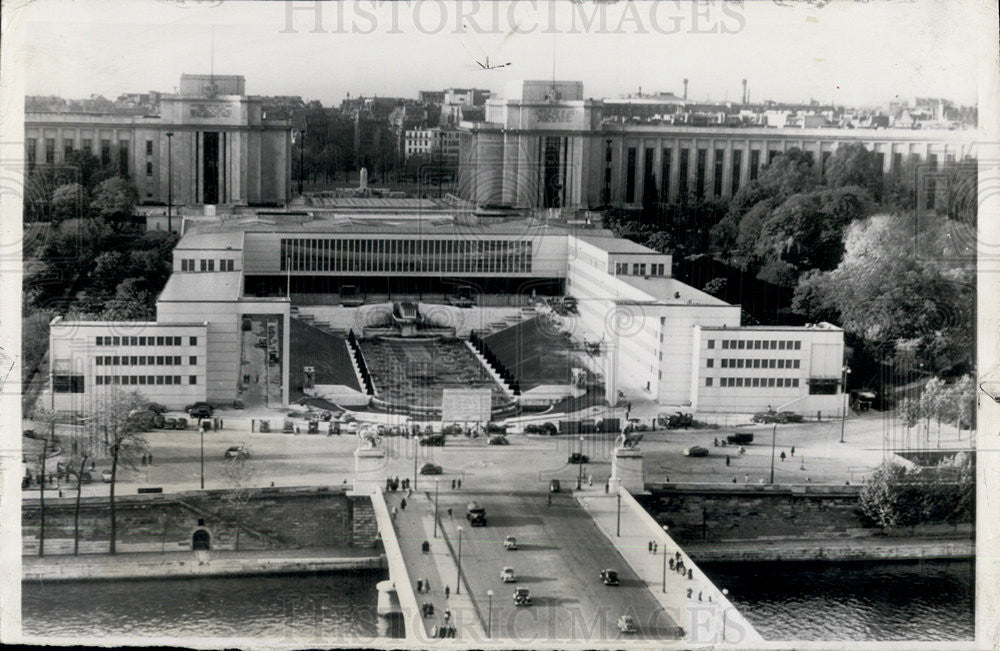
[101,469,113,483]
[504,535,519,551]
[500,567,516,583]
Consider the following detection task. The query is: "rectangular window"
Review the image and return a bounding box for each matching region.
[112,356,120,365]
[737,341,745,349]
[731,149,742,195]
[695,148,707,200]
[96,357,104,366]
[200,259,207,271]
[112,337,120,345]
[794,340,802,350]
[189,375,197,385]
[778,359,785,369]
[768,378,776,387]
[190,356,197,365]
[82,138,92,155]
[721,359,728,368]
[721,340,729,350]
[736,378,744,387]
[95,336,104,346]
[730,340,737,349]
[146,140,154,156]
[707,359,714,368]
[130,336,138,345]
[139,336,146,345]
[101,139,112,165]
[156,336,164,345]
[753,359,761,369]
[713,149,725,197]
[754,340,762,350]
[793,360,801,369]
[53,375,85,393]
[707,340,714,349]
[778,341,786,350]
[752,378,760,387]
[190,336,198,346]
[64,138,74,158]
[770,341,777,350]
[174,356,181,365]
[625,147,637,203]
[705,377,713,387]
[156,376,164,385]
[661,148,671,202]
[146,161,153,176]
[678,148,690,199]
[793,379,800,387]
[45,138,56,164]
[138,375,147,385]
[750,149,760,181]
[737,359,744,369]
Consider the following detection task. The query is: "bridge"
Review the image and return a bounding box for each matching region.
[363,482,762,645]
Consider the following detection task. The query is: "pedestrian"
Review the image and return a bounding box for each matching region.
[447,507,453,519]
[148,453,153,465]
[141,454,147,466]
[588,474,593,487]
[220,418,223,429]
[698,591,703,601]
[547,494,552,506]
[725,455,730,467]
[780,451,786,462]
[391,506,398,519]
[687,588,693,599]
[417,579,423,593]
[744,474,749,484]
[401,498,407,510]
[713,438,718,447]
[652,542,658,554]
[688,569,693,580]
[648,541,653,553]
[669,558,675,571]
[451,479,456,490]
[457,478,462,489]
[445,585,450,599]
[256,374,259,382]
[424,579,431,593]
[759,478,765,484]
[443,610,451,624]
[394,476,400,490]
[790,445,796,457]
[604,480,609,494]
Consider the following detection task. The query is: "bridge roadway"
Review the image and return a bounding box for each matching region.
[390,488,684,644]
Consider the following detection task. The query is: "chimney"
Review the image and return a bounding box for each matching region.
[742,79,748,105]
[683,78,688,100]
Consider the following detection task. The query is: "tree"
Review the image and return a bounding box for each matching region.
[89,388,150,554]
[91,177,138,227]
[858,461,916,530]
[221,446,257,551]
[51,183,88,223]
[29,406,62,557]
[63,442,95,556]
[919,378,947,446]
[702,277,727,297]
[825,142,881,198]
[898,396,922,449]
[101,278,155,321]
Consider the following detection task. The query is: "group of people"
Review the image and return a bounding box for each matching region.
[668,552,692,580]
[385,476,409,492]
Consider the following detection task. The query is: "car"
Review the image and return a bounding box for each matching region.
[513,587,532,606]
[626,418,649,432]
[779,411,804,423]
[187,403,214,419]
[600,569,620,586]
[185,401,213,413]
[466,502,487,526]
[419,434,446,446]
[726,432,754,445]
[617,615,637,633]
[23,429,38,439]
[567,452,590,464]
[488,435,509,445]
[420,463,443,475]
[684,445,710,457]
[101,469,113,483]
[500,566,517,583]
[504,535,519,551]
[152,413,166,428]
[232,399,244,410]
[549,479,561,493]
[174,417,188,430]
[224,445,250,460]
[146,402,168,414]
[307,420,320,434]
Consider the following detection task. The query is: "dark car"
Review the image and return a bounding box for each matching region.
[726,432,754,445]
[549,479,561,493]
[600,569,620,586]
[466,502,487,526]
[224,445,250,460]
[186,402,213,418]
[420,463,443,475]
[513,587,532,606]
[568,453,590,464]
[488,435,509,446]
[684,445,710,458]
[420,434,446,446]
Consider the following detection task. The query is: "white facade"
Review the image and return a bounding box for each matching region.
[48,317,208,413]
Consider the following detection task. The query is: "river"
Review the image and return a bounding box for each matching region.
[22,570,404,642]
[701,558,974,642]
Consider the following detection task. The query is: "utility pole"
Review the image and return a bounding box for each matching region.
[166,131,174,232]
[298,129,306,195]
[769,424,776,485]
[840,366,851,443]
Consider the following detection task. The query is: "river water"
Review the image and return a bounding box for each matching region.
[22,570,404,642]
[701,558,974,642]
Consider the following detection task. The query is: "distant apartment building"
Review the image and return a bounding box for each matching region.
[404,127,461,165]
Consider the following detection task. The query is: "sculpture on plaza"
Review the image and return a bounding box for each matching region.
[615,427,644,450]
[357,424,382,449]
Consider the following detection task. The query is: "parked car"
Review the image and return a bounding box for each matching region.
[187,402,214,419]
[420,463,443,475]
[683,445,710,458]
[726,432,754,445]
[659,411,693,429]
[225,445,250,460]
[23,429,38,439]
[164,418,178,429]
[504,535,519,551]
[174,417,188,430]
[466,502,487,526]
[488,435,509,446]
[567,452,590,464]
[617,615,637,633]
[232,399,244,410]
[779,411,804,423]
[282,420,294,433]
[500,566,517,583]
[549,479,561,493]
[626,418,649,431]
[600,569,620,586]
[259,420,272,433]
[420,434,446,446]
[101,469,113,483]
[513,587,532,606]
[307,420,320,434]
[146,402,168,414]
[152,413,166,429]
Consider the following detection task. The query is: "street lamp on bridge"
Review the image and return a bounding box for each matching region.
[486,589,494,638]
[840,365,852,443]
[455,525,464,595]
[577,436,584,489]
[433,478,440,538]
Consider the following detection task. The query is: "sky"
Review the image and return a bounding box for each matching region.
[8,0,985,108]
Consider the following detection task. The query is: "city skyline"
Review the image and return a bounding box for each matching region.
[17,0,983,109]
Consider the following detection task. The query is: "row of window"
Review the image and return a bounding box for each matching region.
[95,375,196,386]
[280,238,533,274]
[614,262,667,277]
[26,137,125,170]
[96,355,197,366]
[708,358,801,369]
[96,335,198,346]
[707,377,800,388]
[708,339,802,351]
[180,259,236,272]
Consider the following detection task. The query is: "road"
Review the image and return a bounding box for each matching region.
[429,490,683,643]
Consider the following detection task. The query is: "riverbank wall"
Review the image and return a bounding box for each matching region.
[22,485,379,556]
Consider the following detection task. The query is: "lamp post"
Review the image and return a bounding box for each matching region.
[486,589,494,638]
[456,525,464,595]
[165,131,174,232]
[721,588,729,642]
[768,424,776,485]
[433,478,440,537]
[840,365,851,443]
[661,525,669,593]
[413,435,418,491]
[616,488,621,536]
[577,436,584,489]
[200,424,205,489]
[297,129,306,195]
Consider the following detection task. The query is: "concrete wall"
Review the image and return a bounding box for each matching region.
[638,485,869,545]
[22,486,379,555]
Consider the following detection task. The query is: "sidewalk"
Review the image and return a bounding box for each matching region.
[22,546,383,581]
[577,491,764,646]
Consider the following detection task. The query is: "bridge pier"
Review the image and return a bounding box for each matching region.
[376,580,402,617]
[610,447,645,493]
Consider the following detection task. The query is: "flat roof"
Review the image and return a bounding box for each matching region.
[157,272,243,302]
[51,318,207,328]
[308,197,444,209]
[176,230,245,251]
[618,276,732,307]
[699,323,843,332]
[575,234,658,255]
[188,217,606,238]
